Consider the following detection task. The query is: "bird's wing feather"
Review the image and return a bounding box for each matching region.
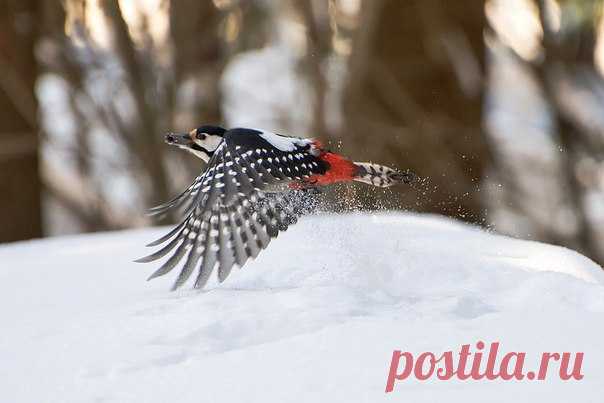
[139,135,320,290]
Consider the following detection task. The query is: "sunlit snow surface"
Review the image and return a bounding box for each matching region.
[1,213,603,403]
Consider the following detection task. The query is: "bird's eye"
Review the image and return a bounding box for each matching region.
[197,133,207,140]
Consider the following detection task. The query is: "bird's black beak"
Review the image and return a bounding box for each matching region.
[165,132,193,147]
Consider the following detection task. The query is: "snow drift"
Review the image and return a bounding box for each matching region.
[1,212,603,402]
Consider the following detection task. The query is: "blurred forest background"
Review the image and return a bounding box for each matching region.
[1,0,604,267]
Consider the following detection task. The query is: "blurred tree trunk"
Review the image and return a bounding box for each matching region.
[0,0,42,241]
[532,0,604,263]
[340,0,490,223]
[292,0,330,138]
[170,0,224,128]
[99,0,170,207]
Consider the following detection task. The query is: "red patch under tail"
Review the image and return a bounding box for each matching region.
[308,152,358,186]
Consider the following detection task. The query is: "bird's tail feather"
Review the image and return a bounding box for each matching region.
[352,162,415,188]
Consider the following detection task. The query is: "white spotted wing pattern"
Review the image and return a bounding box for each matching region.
[138,128,327,290]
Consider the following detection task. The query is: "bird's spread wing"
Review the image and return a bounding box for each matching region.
[138,134,324,290]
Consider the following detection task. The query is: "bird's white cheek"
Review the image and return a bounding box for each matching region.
[194,136,222,151]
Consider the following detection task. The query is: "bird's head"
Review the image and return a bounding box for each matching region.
[165,125,226,162]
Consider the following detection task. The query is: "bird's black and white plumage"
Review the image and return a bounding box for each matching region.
[138,125,414,290]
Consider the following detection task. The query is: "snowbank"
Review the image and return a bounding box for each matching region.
[1,212,603,402]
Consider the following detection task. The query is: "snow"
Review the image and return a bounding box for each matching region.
[1,212,603,402]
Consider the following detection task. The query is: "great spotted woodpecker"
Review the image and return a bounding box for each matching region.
[137,125,415,290]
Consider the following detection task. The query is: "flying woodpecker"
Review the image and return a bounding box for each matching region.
[137,125,415,290]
